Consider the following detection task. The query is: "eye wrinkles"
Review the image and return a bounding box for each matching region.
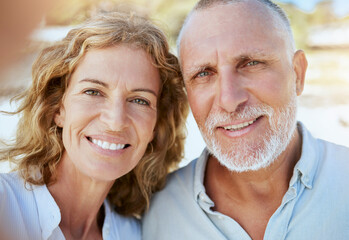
[184,51,279,85]
[78,78,158,108]
[184,64,215,85]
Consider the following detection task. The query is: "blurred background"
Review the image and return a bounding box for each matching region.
[1,0,349,171]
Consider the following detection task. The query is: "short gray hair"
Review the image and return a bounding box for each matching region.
[177,0,296,62]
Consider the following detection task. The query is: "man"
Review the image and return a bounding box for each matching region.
[142,0,349,239]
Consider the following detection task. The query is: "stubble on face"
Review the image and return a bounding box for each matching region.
[200,90,298,173]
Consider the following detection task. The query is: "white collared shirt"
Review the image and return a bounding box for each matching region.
[0,171,140,240]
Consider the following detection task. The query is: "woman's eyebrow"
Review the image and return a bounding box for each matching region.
[79,79,157,97]
[131,88,158,97]
[79,78,109,88]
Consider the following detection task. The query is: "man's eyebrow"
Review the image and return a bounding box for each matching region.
[79,78,109,88]
[236,50,277,61]
[183,63,212,80]
[131,88,158,97]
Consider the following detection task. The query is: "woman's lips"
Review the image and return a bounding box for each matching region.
[86,136,130,151]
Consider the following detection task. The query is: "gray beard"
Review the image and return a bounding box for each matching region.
[200,91,297,173]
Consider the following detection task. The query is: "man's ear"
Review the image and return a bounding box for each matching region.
[54,105,65,128]
[293,50,308,96]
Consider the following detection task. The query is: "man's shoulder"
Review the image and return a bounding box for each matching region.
[316,139,349,175]
[303,136,349,197]
[169,158,198,184]
[152,158,198,202]
[142,159,198,237]
[105,200,141,240]
[317,138,349,163]
[142,157,225,239]
[300,122,349,168]
[143,157,199,219]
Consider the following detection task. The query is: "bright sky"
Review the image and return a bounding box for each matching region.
[278,0,349,17]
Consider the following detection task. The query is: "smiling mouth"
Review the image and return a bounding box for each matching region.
[87,137,130,150]
[220,117,260,131]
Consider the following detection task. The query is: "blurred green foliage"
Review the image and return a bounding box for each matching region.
[45,0,349,50]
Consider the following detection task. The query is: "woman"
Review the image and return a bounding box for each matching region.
[0,12,188,240]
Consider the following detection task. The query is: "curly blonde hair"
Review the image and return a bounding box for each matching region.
[1,12,189,216]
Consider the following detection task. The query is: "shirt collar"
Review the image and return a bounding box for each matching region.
[193,122,320,200]
[193,148,210,201]
[32,184,122,240]
[102,199,117,240]
[290,122,320,189]
[32,183,62,240]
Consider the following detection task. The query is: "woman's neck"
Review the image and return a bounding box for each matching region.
[47,155,114,239]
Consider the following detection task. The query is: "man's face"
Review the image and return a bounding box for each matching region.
[180,1,307,172]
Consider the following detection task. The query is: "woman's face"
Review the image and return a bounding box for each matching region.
[55,45,160,181]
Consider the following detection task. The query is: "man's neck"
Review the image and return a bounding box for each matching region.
[204,128,302,240]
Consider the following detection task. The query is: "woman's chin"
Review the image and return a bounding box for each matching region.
[82,163,135,182]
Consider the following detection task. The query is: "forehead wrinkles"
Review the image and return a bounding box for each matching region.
[180,1,291,63]
[186,3,282,40]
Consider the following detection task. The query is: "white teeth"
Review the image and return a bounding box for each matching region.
[110,143,117,150]
[90,138,125,150]
[102,141,110,149]
[223,119,257,131]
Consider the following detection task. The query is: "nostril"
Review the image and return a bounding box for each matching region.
[218,87,249,113]
[99,107,129,131]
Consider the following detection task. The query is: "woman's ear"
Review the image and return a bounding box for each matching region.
[54,106,65,128]
[293,50,308,96]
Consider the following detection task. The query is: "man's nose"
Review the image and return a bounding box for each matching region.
[216,68,248,113]
[100,99,129,131]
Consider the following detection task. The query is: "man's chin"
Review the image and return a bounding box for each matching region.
[216,155,275,173]
[208,146,276,173]
[205,129,287,173]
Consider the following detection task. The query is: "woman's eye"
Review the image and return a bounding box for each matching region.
[132,98,149,106]
[246,61,260,66]
[84,89,101,96]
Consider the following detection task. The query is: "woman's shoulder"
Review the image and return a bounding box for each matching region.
[104,199,141,240]
[0,171,45,239]
[0,171,38,210]
[0,171,27,192]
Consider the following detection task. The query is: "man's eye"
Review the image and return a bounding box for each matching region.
[196,71,210,78]
[246,61,260,66]
[132,98,149,106]
[84,89,101,96]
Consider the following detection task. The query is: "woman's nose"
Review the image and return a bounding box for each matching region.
[100,99,129,131]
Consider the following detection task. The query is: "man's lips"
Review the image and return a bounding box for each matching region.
[217,116,262,132]
[86,136,130,151]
